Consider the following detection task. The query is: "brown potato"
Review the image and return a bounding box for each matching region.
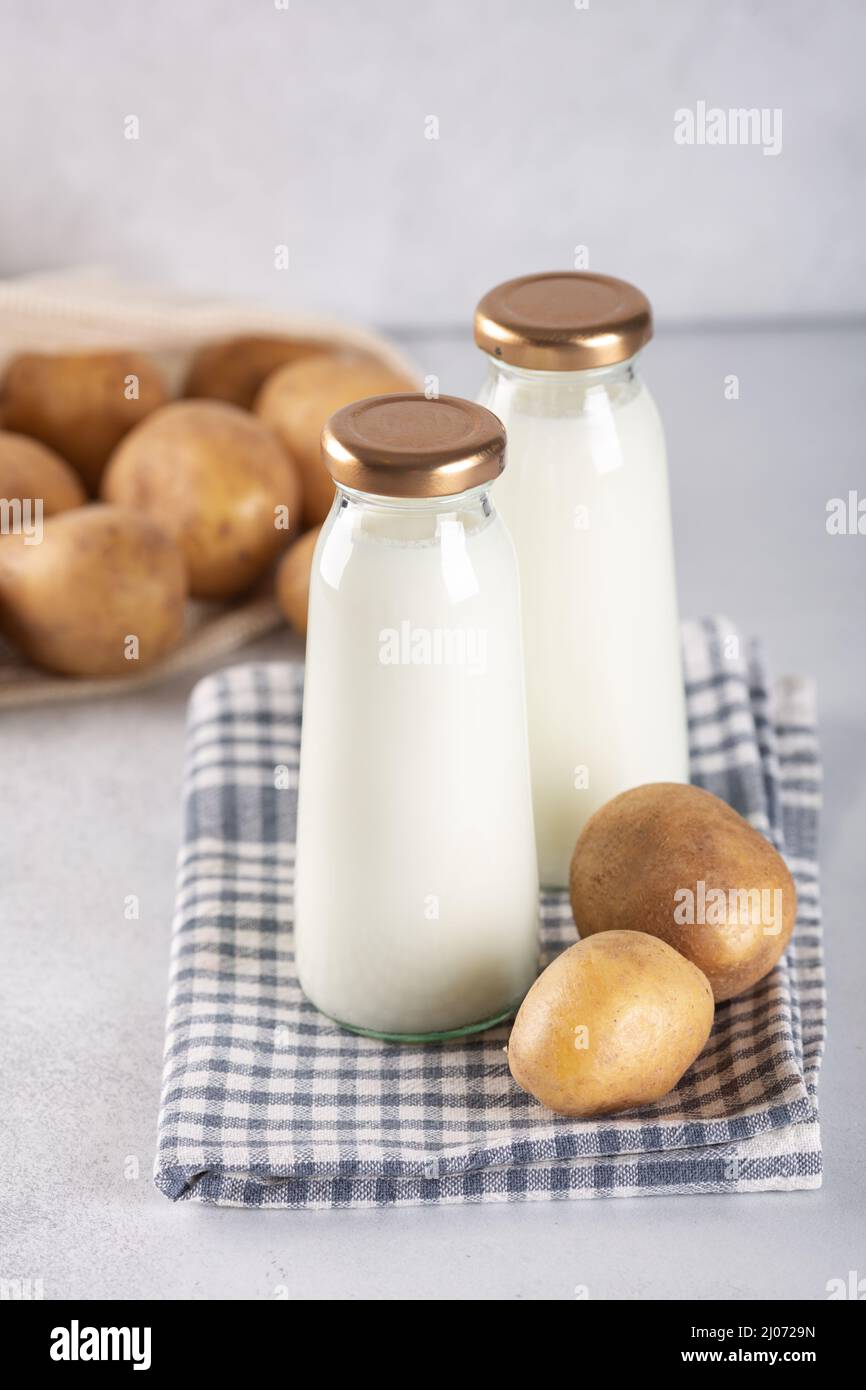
[569,783,797,1001]
[0,504,186,677]
[1,351,169,493]
[183,335,327,409]
[0,431,86,517]
[275,527,320,637]
[102,400,302,600]
[255,354,418,527]
[507,931,714,1118]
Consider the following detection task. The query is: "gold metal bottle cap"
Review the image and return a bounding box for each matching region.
[474,271,653,371]
[321,393,506,498]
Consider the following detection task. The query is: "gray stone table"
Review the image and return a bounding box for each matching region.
[2,325,864,1300]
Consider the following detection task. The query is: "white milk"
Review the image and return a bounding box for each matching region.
[479,361,689,887]
[294,489,539,1038]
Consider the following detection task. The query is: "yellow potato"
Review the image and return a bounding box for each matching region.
[0,431,86,517]
[255,354,418,527]
[1,351,168,493]
[569,783,797,1001]
[102,400,302,599]
[0,504,187,677]
[275,527,320,637]
[507,931,714,1118]
[183,335,327,409]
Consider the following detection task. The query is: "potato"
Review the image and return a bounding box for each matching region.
[569,783,797,1002]
[507,931,714,1118]
[255,354,417,527]
[102,400,302,599]
[0,504,186,677]
[183,335,326,409]
[1,351,168,493]
[0,431,86,517]
[275,527,319,637]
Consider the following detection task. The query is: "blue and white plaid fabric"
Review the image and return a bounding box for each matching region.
[155,617,824,1207]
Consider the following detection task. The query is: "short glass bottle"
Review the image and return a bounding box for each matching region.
[294,393,539,1040]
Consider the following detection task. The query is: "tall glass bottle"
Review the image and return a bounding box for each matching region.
[476,272,689,888]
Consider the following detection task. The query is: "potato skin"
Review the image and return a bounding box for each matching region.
[255,354,417,527]
[507,931,714,1118]
[102,400,302,599]
[275,527,320,637]
[1,351,168,493]
[0,504,187,677]
[569,783,797,1002]
[183,335,326,409]
[0,431,86,515]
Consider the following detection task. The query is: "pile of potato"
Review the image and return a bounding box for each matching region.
[0,337,415,678]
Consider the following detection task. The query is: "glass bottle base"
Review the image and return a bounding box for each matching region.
[318,1004,518,1045]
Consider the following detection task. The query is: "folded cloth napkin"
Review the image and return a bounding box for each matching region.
[154,617,824,1208]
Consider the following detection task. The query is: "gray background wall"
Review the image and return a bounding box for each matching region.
[2,0,864,328]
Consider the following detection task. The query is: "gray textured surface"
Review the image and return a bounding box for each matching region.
[2,325,865,1300]
[2,0,866,325]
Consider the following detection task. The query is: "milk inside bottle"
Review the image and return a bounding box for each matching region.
[476,272,689,888]
[294,393,539,1039]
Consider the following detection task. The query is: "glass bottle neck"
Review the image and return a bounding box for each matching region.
[483,351,642,389]
[335,482,494,516]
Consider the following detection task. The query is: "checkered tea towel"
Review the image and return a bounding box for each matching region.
[155,617,824,1208]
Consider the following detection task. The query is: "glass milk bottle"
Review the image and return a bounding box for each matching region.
[476,272,689,888]
[294,393,539,1040]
